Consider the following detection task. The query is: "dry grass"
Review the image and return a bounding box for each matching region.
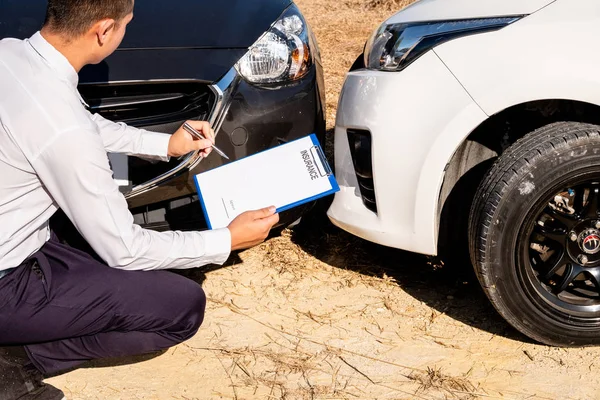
[408,367,479,399]
[367,0,415,11]
[182,296,485,400]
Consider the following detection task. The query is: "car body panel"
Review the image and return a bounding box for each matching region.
[425,0,600,253]
[79,48,248,84]
[435,0,600,116]
[385,0,555,24]
[119,0,292,49]
[0,0,291,49]
[0,0,293,84]
[327,51,486,254]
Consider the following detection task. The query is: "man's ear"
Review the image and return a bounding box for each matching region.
[94,19,116,46]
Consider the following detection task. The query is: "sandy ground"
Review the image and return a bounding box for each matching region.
[47,0,600,399]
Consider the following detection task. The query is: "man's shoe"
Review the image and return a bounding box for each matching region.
[0,346,65,400]
[13,385,65,400]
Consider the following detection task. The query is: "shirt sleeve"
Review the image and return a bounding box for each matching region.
[31,127,231,271]
[90,112,171,161]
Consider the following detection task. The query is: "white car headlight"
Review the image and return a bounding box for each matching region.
[236,4,312,85]
[364,17,522,71]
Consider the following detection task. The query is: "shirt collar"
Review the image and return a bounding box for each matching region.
[27,31,79,88]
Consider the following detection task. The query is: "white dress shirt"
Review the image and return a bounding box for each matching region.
[0,32,231,272]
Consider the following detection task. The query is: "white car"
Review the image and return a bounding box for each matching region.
[328,0,600,346]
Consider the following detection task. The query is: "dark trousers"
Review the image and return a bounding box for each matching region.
[0,236,206,375]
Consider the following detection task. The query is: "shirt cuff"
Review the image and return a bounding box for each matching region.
[199,228,232,265]
[141,131,171,162]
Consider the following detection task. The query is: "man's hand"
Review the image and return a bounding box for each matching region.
[228,207,280,251]
[168,120,215,158]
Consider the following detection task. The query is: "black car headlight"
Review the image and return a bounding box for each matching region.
[236,4,313,85]
[364,17,522,71]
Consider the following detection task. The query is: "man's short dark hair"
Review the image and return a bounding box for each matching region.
[44,0,134,37]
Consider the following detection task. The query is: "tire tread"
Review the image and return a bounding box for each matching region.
[468,122,600,345]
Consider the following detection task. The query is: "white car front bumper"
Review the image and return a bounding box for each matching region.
[327,51,487,255]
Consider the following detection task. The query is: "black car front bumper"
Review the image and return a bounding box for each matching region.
[126,64,326,231]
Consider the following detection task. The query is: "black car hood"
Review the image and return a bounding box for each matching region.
[0,0,292,49]
[122,0,292,49]
[0,0,293,83]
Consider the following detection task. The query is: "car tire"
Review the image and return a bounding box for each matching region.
[469,122,600,346]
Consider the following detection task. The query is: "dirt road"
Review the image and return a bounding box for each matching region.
[48,1,600,399]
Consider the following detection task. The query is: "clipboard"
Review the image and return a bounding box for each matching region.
[193,134,339,229]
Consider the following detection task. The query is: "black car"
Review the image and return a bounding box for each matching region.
[0,0,326,231]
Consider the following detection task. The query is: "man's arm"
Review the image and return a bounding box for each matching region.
[90,112,171,161]
[32,126,231,271]
[91,113,218,160]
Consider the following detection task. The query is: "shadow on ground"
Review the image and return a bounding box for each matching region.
[183,127,530,343]
[289,196,532,343]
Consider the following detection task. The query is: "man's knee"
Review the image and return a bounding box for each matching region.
[175,282,206,341]
[133,273,207,343]
[188,285,207,333]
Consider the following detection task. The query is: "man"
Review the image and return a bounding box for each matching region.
[0,0,280,398]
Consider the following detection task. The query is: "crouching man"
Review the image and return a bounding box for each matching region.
[0,0,279,398]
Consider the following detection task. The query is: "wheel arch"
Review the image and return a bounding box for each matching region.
[432,98,600,255]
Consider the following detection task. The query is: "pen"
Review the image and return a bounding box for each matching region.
[183,122,230,160]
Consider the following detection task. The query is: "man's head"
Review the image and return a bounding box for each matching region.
[42,0,134,66]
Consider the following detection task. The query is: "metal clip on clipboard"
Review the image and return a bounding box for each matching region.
[310,145,333,177]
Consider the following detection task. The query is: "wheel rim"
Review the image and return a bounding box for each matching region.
[520,179,600,319]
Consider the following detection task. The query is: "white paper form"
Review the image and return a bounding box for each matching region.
[194,134,339,229]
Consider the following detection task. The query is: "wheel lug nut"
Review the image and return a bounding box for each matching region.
[579,255,589,265]
[570,232,578,242]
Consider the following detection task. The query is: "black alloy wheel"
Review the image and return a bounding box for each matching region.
[523,181,600,319]
[470,122,600,346]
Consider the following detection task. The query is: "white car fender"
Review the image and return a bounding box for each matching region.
[414,94,488,251]
[435,0,600,116]
[418,0,600,251]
